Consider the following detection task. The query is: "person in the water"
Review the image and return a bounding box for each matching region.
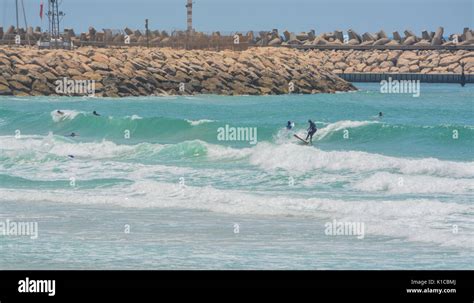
[66,132,79,137]
[286,121,294,130]
[57,110,64,115]
[93,111,101,116]
[379,112,383,118]
[305,120,317,143]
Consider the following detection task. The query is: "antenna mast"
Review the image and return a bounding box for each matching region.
[47,0,65,48]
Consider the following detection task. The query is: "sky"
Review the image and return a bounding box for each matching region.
[1,0,473,35]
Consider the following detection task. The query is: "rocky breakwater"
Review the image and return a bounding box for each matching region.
[260,27,474,47]
[0,47,356,97]
[306,49,474,74]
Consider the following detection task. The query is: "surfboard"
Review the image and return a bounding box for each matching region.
[294,134,310,145]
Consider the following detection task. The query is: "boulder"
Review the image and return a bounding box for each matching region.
[404,30,416,38]
[88,26,97,36]
[9,81,29,92]
[0,84,12,95]
[421,30,431,41]
[409,64,420,72]
[442,41,456,46]
[379,61,394,68]
[287,38,302,45]
[386,40,400,46]
[103,29,113,41]
[376,30,388,39]
[312,37,328,45]
[113,34,124,43]
[373,38,391,45]
[439,55,459,66]
[124,28,134,35]
[268,37,282,46]
[392,31,402,42]
[461,27,470,41]
[334,30,344,42]
[348,29,362,43]
[347,39,360,45]
[296,32,310,41]
[359,41,373,46]
[397,57,412,67]
[11,74,32,86]
[466,30,473,41]
[32,80,51,94]
[366,54,378,65]
[403,36,417,45]
[414,39,431,46]
[6,26,15,36]
[459,39,474,45]
[362,32,376,42]
[431,27,444,45]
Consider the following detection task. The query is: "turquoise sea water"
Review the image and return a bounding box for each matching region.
[0,83,473,269]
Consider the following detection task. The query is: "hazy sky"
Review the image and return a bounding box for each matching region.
[1,0,473,35]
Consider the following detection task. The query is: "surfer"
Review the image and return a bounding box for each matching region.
[305,120,317,143]
[379,112,383,118]
[286,121,294,130]
[93,111,101,116]
[66,132,79,137]
[56,110,64,115]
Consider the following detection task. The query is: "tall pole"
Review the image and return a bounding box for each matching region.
[186,0,193,33]
[15,0,19,33]
[21,0,30,45]
[145,19,149,48]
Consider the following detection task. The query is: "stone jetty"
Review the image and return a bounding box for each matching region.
[0,47,356,97]
[306,49,474,74]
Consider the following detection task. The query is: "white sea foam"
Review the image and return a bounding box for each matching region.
[0,135,138,159]
[0,181,472,248]
[1,134,473,248]
[128,115,143,120]
[50,110,82,122]
[353,172,474,194]
[314,120,378,140]
[1,136,472,180]
[245,142,474,178]
[186,119,215,126]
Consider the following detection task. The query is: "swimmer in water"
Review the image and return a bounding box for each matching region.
[286,121,294,130]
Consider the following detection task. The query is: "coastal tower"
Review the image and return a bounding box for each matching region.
[186,0,193,33]
[47,0,65,47]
